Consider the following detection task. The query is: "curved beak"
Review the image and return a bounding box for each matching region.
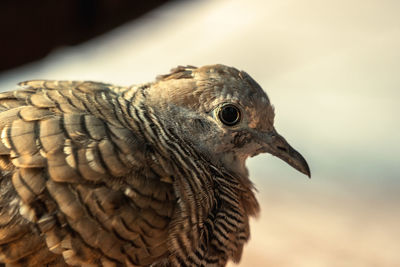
[259,128,311,177]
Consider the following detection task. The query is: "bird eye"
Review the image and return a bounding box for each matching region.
[218,104,241,126]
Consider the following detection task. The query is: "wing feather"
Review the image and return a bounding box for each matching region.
[0,81,175,266]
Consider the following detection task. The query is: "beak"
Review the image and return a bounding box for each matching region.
[259,128,311,178]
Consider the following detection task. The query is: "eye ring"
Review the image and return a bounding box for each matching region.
[218,104,241,126]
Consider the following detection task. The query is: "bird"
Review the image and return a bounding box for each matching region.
[0,64,310,267]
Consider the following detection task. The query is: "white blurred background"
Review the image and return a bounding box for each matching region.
[0,0,399,266]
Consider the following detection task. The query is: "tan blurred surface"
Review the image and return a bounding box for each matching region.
[0,0,399,266]
[230,187,400,267]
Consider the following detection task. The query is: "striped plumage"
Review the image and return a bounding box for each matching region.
[0,65,310,266]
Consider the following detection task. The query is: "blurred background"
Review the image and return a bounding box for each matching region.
[0,0,399,266]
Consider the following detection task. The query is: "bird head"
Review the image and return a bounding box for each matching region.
[147,64,310,179]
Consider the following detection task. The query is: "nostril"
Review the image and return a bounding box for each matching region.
[277,146,288,152]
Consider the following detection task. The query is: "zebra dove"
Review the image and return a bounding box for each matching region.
[0,64,310,266]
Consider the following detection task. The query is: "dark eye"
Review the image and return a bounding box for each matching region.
[218,104,241,126]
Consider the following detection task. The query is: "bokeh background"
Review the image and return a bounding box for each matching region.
[1,0,399,266]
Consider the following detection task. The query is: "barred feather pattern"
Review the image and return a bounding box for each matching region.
[0,79,259,266]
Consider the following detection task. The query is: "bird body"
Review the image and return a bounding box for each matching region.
[0,65,309,266]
